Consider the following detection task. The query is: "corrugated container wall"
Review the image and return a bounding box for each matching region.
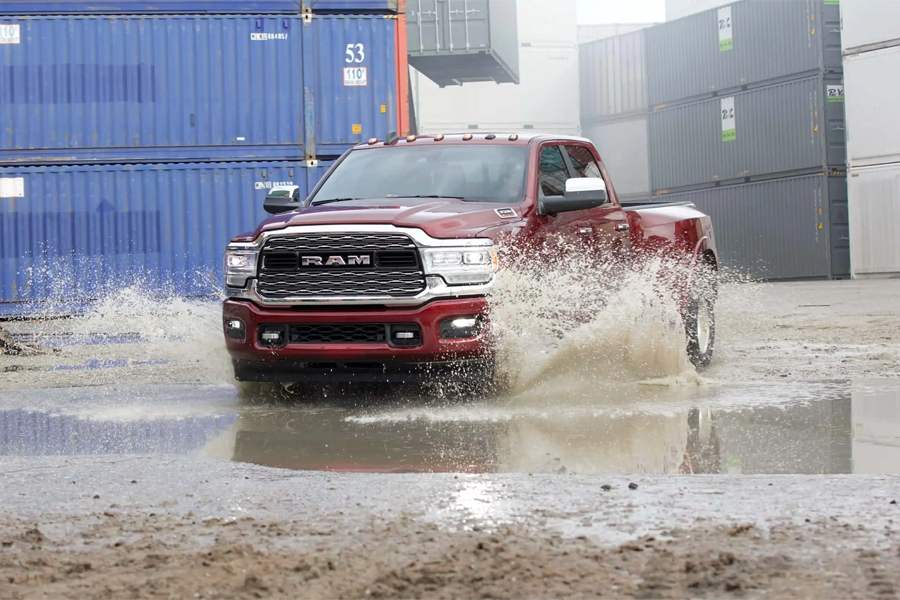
[647,0,842,108]
[302,14,400,157]
[0,15,305,156]
[840,0,900,279]
[661,173,849,280]
[848,163,900,278]
[0,1,402,14]
[412,0,579,136]
[649,75,846,192]
[844,46,900,168]
[583,117,649,200]
[0,9,406,163]
[579,30,647,123]
[0,160,334,311]
[577,23,656,45]
[839,0,900,55]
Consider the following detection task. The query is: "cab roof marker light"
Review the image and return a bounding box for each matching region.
[368,137,378,145]
[485,134,496,140]
[462,134,473,141]
[434,134,445,141]
[509,134,519,141]
[407,135,417,142]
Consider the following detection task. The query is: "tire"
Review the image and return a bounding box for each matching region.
[684,279,716,370]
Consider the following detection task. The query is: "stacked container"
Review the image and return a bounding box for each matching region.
[646,0,847,281]
[580,0,849,281]
[840,0,900,278]
[0,0,411,313]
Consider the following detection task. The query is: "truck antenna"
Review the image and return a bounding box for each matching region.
[385,130,400,146]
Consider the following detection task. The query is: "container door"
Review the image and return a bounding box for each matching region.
[301,14,398,158]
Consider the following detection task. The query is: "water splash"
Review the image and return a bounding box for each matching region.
[487,250,702,394]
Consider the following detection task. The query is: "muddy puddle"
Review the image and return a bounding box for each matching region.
[1,379,898,476]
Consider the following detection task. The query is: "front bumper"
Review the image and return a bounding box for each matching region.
[223,297,491,383]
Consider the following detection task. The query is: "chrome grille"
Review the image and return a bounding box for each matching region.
[257,233,426,299]
[264,233,415,252]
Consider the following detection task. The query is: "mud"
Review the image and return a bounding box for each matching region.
[4,516,900,600]
[2,458,900,599]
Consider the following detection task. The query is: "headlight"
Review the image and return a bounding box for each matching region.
[422,246,498,285]
[223,247,259,288]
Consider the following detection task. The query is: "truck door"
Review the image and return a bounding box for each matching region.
[535,143,595,255]
[561,144,632,259]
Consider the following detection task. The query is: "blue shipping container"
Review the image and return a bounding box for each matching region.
[0,160,334,310]
[0,12,401,160]
[0,1,401,15]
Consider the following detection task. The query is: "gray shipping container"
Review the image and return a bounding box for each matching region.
[583,116,650,199]
[407,0,520,87]
[646,0,842,107]
[649,75,846,192]
[580,30,648,123]
[660,172,850,280]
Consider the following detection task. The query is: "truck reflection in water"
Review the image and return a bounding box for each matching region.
[225,382,878,476]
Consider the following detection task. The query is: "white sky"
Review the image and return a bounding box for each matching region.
[575,0,666,24]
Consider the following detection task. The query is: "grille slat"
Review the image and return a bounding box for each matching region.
[257,233,426,299]
[263,252,299,271]
[376,251,419,269]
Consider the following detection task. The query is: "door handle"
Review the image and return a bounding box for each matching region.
[615,223,630,232]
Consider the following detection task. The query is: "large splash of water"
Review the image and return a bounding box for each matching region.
[487,251,703,396]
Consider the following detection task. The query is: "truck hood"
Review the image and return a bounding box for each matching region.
[239,198,520,241]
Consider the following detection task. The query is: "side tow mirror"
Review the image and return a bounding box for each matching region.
[539,178,609,216]
[263,185,303,215]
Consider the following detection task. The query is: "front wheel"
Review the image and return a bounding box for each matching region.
[684,293,715,369]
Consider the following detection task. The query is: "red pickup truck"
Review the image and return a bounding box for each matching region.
[222,133,718,394]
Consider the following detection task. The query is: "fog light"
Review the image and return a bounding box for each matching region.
[258,325,287,348]
[225,318,246,340]
[389,325,422,347]
[440,316,484,339]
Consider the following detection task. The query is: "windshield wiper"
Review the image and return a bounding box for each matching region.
[310,197,359,206]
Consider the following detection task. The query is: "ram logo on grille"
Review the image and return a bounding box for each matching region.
[301,255,371,267]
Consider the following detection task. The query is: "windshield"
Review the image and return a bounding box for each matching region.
[310,144,529,205]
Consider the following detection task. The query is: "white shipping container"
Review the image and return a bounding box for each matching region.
[665,0,732,21]
[840,0,900,55]
[848,162,900,278]
[413,45,580,135]
[516,0,577,45]
[844,46,900,168]
[582,117,650,198]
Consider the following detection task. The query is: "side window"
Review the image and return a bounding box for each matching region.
[564,145,603,179]
[539,145,569,197]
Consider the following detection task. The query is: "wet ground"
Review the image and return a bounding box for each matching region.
[1,378,895,476]
[3,279,900,598]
